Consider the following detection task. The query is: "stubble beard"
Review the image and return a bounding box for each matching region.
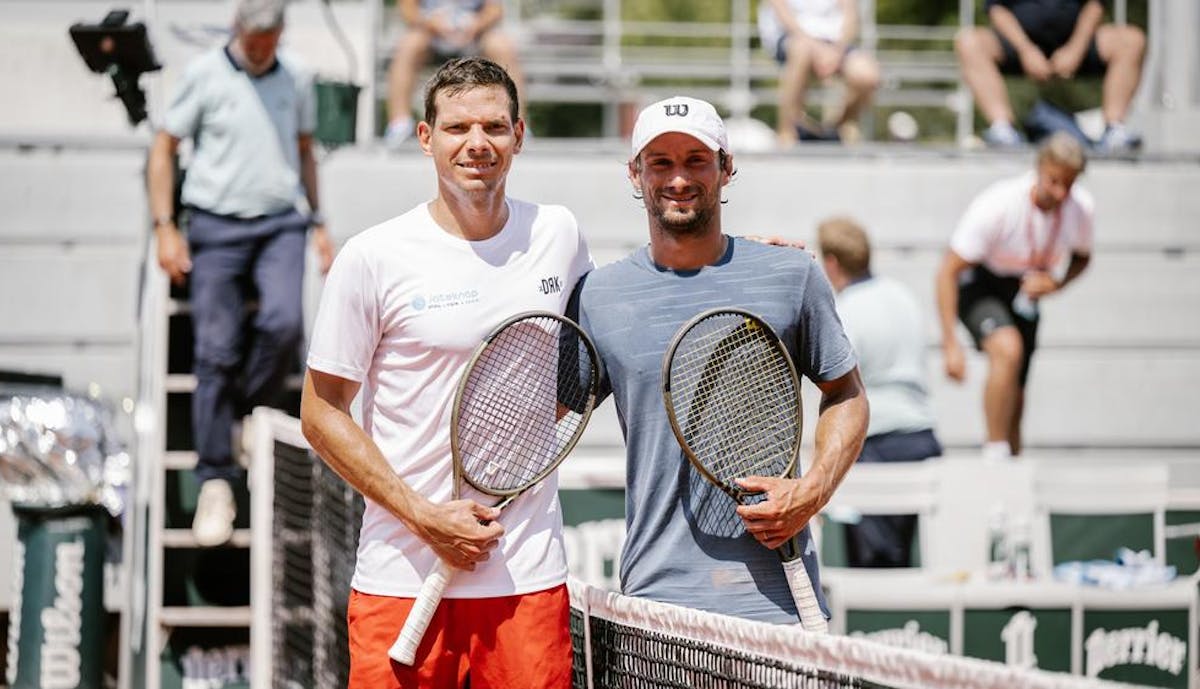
[650,197,716,237]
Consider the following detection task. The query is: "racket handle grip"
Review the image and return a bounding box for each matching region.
[782,557,829,633]
[388,559,455,665]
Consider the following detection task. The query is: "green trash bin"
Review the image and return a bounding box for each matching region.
[5,503,107,689]
[315,79,361,148]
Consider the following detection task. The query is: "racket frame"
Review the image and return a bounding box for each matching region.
[661,307,803,501]
[390,310,600,664]
[661,307,827,633]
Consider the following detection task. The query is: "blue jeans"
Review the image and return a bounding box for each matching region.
[187,208,307,483]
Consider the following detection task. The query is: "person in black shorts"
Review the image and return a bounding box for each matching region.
[935,134,1093,461]
[954,0,1145,151]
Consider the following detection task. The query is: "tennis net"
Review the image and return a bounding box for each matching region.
[256,410,1134,689]
[567,579,1143,689]
[256,408,362,689]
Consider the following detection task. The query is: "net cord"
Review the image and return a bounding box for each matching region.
[568,578,1143,689]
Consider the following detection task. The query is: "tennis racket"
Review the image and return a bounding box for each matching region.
[661,307,827,633]
[388,310,601,664]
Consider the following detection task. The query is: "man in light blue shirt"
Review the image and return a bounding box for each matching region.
[146,0,334,546]
[569,97,868,624]
[817,216,942,567]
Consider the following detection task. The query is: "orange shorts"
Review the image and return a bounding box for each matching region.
[346,584,572,689]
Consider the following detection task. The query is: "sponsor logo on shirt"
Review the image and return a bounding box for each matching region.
[411,289,480,311]
[537,276,563,295]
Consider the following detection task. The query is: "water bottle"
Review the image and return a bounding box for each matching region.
[1010,516,1033,580]
[986,505,1010,581]
[1011,291,1038,321]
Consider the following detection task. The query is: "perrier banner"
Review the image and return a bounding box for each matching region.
[5,503,106,689]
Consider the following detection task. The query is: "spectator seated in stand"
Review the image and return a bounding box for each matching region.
[955,0,1145,152]
[383,0,527,146]
[758,0,881,146]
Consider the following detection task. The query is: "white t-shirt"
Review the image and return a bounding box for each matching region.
[758,0,846,51]
[950,171,1094,278]
[306,198,594,598]
[836,276,936,437]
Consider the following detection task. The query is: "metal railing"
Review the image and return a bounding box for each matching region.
[371,0,969,139]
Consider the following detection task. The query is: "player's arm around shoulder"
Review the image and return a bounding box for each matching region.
[300,370,503,571]
[736,367,867,549]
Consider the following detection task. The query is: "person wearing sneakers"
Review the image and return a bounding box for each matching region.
[758,0,881,146]
[935,133,1093,462]
[383,0,527,147]
[955,0,1146,151]
[146,0,335,546]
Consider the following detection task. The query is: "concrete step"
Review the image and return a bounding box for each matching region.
[162,528,252,549]
[159,605,252,628]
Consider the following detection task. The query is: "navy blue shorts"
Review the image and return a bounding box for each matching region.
[993,30,1106,77]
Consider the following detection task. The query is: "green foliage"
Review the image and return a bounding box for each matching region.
[527,102,605,137]
[377,0,1152,141]
[622,0,731,22]
[876,0,962,26]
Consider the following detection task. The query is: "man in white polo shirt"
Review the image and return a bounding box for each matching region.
[146,0,335,546]
[936,132,1093,460]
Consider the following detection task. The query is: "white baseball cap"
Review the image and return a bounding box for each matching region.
[630,96,729,159]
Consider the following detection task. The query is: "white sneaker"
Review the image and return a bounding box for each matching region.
[982,121,1026,149]
[1096,122,1142,153]
[981,441,1014,464]
[193,479,236,547]
[383,117,414,150]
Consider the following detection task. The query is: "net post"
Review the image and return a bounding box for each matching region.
[570,578,597,689]
[247,406,277,689]
[583,588,595,689]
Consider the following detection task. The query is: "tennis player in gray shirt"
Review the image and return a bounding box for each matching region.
[568,96,868,624]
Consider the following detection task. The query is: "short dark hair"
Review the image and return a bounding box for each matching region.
[423,57,519,126]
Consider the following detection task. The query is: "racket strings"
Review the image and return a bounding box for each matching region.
[669,316,799,490]
[456,316,596,494]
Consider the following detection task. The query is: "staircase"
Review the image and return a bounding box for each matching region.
[130,237,301,689]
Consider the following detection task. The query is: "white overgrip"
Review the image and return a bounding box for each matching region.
[388,559,455,664]
[781,556,828,633]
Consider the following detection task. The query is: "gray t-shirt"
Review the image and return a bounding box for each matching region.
[165,46,316,218]
[570,236,856,624]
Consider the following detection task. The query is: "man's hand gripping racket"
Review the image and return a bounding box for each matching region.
[661,308,827,633]
[388,311,601,664]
